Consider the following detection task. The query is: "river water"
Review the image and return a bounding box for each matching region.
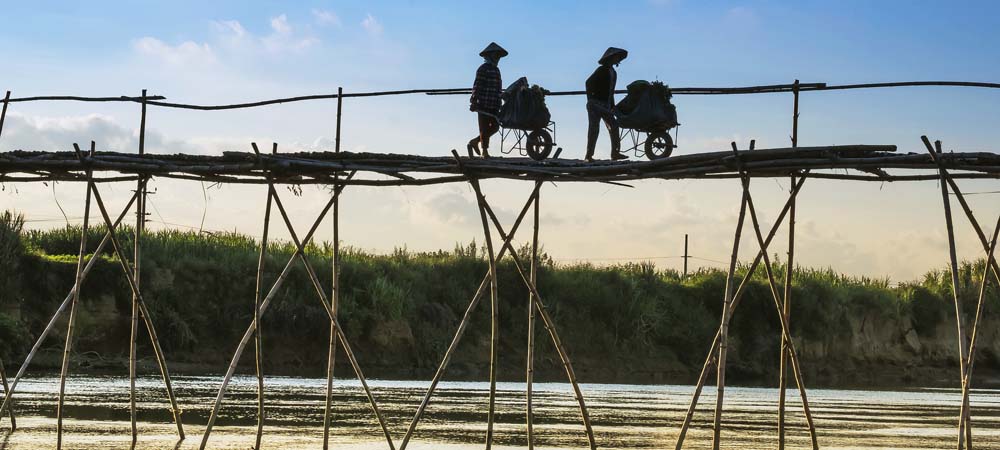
[0,375,998,449]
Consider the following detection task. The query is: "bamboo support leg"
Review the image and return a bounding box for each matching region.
[712,188,748,450]
[398,183,541,450]
[0,191,139,424]
[0,358,13,430]
[57,180,93,450]
[129,177,145,448]
[923,137,974,448]
[478,197,599,449]
[738,175,818,449]
[269,188,395,449]
[254,186,273,450]
[323,184,342,450]
[675,174,808,449]
[778,174,795,450]
[86,181,185,439]
[957,214,999,450]
[200,184,346,450]
[526,181,541,449]
[468,179,501,450]
[129,89,148,449]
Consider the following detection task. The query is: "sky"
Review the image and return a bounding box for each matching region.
[2,0,1000,281]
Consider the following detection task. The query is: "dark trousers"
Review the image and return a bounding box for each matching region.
[586,100,620,159]
[473,112,500,151]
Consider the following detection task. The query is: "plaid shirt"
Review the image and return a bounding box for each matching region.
[470,62,502,114]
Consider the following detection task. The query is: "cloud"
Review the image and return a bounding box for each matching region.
[210,15,318,54]
[312,9,341,27]
[361,13,383,35]
[0,112,203,154]
[132,37,215,66]
[270,14,292,34]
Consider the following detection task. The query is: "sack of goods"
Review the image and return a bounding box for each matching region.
[615,80,678,132]
[499,77,552,130]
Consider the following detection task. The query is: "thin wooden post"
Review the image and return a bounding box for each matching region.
[253,143,273,450]
[526,180,541,449]
[129,89,148,448]
[674,175,808,449]
[200,182,350,450]
[0,191,139,424]
[467,179,501,450]
[478,199,597,450]
[323,87,344,450]
[57,156,93,450]
[778,79,800,450]
[398,183,541,450]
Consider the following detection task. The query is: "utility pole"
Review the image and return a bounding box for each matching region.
[683,233,689,278]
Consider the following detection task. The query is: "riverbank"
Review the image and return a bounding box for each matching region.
[1,213,998,389]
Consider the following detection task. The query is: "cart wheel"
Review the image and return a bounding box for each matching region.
[644,131,674,160]
[526,129,553,161]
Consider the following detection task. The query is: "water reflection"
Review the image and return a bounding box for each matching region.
[0,375,997,449]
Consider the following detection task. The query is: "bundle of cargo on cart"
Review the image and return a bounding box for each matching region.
[487,78,679,161]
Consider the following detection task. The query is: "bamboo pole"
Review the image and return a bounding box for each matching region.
[0,358,12,430]
[712,185,748,450]
[736,169,818,449]
[674,174,808,449]
[253,145,273,450]
[129,89,148,448]
[268,187,395,449]
[922,136,977,448]
[466,179,501,450]
[0,191,139,424]
[778,80,800,450]
[0,91,13,431]
[958,212,1000,448]
[56,165,93,450]
[930,139,971,450]
[0,91,10,138]
[478,199,598,450]
[526,180,541,449]
[323,87,344,450]
[398,182,541,450]
[199,182,349,450]
[82,170,186,439]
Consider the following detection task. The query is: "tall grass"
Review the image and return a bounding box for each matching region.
[2,214,997,381]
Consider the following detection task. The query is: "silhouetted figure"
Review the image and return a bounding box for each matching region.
[468,42,508,158]
[585,47,628,162]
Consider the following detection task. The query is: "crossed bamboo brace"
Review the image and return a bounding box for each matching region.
[0,140,185,450]
[675,141,818,450]
[924,135,998,450]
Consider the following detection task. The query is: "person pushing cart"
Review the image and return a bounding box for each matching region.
[585,47,629,162]
[468,42,508,158]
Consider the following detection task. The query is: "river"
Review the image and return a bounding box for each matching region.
[0,375,998,449]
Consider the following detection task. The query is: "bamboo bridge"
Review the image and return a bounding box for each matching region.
[0,80,998,450]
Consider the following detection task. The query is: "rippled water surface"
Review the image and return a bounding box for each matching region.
[1,375,999,449]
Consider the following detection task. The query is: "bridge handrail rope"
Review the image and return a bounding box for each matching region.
[4,81,1000,111]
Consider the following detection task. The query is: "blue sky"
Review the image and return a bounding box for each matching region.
[2,1,1000,280]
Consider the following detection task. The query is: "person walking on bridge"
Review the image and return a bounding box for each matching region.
[468,42,507,158]
[585,47,628,162]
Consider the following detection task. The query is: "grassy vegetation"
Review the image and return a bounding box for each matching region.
[0,210,996,385]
